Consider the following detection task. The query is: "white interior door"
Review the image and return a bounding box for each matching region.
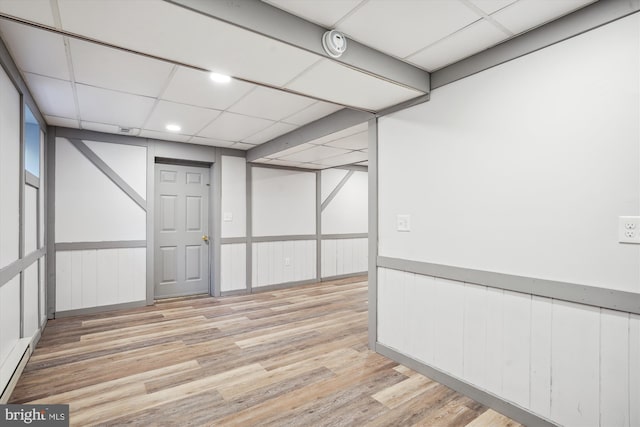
[154,163,210,298]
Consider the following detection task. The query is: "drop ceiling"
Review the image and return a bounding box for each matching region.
[0,0,596,169]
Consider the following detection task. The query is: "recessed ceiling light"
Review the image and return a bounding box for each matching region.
[165,123,181,132]
[210,72,231,84]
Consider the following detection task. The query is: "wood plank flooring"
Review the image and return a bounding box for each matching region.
[10,277,522,426]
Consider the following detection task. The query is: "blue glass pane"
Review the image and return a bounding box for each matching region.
[24,106,40,178]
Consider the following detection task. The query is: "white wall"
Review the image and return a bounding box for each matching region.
[221,156,246,238]
[322,238,367,278]
[252,240,316,287]
[377,14,640,427]
[252,167,316,237]
[55,137,146,243]
[221,243,246,292]
[322,170,367,235]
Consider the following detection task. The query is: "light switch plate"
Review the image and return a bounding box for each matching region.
[397,214,411,232]
[223,212,233,222]
[619,216,640,243]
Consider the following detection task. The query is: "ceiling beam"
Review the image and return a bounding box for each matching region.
[164,0,430,94]
[246,108,372,162]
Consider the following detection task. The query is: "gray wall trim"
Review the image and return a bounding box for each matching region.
[367,118,378,350]
[25,171,39,188]
[252,235,317,243]
[248,163,320,174]
[146,139,155,305]
[432,0,640,89]
[19,93,25,339]
[155,157,212,168]
[378,256,640,315]
[221,237,248,244]
[55,127,148,147]
[321,272,367,282]
[246,163,253,293]
[315,171,321,280]
[247,109,373,162]
[211,151,222,297]
[251,278,319,293]
[376,94,430,117]
[376,344,558,427]
[333,165,368,172]
[321,170,354,211]
[165,0,430,94]
[54,300,147,318]
[220,289,248,297]
[0,249,45,289]
[46,127,56,319]
[55,240,146,251]
[0,342,30,404]
[321,233,368,240]
[218,148,246,158]
[67,138,147,211]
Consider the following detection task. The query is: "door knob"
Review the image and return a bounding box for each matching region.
[202,235,209,242]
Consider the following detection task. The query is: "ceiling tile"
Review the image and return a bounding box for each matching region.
[263,0,363,27]
[280,145,350,163]
[267,142,316,159]
[308,122,368,145]
[286,59,424,111]
[162,66,255,110]
[337,0,480,58]
[144,100,221,135]
[139,129,190,143]
[467,0,518,15]
[491,0,597,35]
[199,112,273,142]
[315,150,368,167]
[24,73,76,117]
[76,84,155,129]
[228,86,316,121]
[58,0,320,87]
[324,131,368,150]
[69,38,174,97]
[283,102,343,126]
[230,142,255,151]
[81,121,123,135]
[45,115,79,128]
[0,0,56,27]
[0,21,70,80]
[407,19,509,71]
[242,122,298,144]
[267,159,308,168]
[189,136,236,148]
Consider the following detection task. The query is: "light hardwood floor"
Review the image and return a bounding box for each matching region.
[11,277,522,426]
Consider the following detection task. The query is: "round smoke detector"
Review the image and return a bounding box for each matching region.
[322,30,347,58]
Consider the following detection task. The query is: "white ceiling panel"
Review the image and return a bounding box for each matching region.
[0,21,69,80]
[298,162,326,169]
[266,142,316,159]
[81,121,125,135]
[337,0,481,59]
[324,131,368,150]
[230,142,255,151]
[308,122,368,145]
[45,115,79,128]
[467,0,519,15]
[242,122,298,145]
[283,102,343,126]
[0,0,56,27]
[228,86,316,121]
[24,73,76,117]
[199,112,273,142]
[263,0,363,27]
[280,145,350,163]
[287,59,424,111]
[58,0,320,87]
[188,136,235,148]
[266,159,309,168]
[161,66,255,110]
[143,100,220,135]
[491,0,597,35]
[76,84,155,129]
[70,39,174,97]
[407,19,510,71]
[139,129,190,143]
[314,150,368,167]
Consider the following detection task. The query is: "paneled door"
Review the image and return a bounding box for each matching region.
[154,163,210,298]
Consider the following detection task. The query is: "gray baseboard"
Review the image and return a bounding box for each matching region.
[250,278,319,293]
[376,343,559,427]
[321,272,368,282]
[54,300,147,318]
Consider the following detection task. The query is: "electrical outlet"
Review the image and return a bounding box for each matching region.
[619,216,640,244]
[284,257,291,266]
[396,214,411,232]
